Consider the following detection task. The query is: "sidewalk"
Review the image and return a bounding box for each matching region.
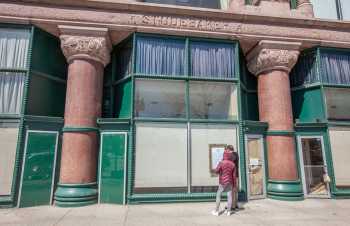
[1,199,350,226]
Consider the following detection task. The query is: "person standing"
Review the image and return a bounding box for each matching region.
[211,146,236,216]
[232,149,239,210]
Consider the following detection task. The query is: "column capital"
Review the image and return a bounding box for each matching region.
[58,25,112,66]
[246,40,301,76]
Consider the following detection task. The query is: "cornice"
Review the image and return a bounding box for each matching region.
[1,1,350,51]
[12,0,350,31]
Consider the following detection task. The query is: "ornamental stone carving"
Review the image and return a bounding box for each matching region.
[58,25,111,66]
[246,40,301,76]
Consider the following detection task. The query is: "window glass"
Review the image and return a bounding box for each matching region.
[324,88,350,120]
[0,72,26,114]
[320,51,350,85]
[189,82,238,120]
[340,0,350,20]
[143,0,221,9]
[191,124,237,192]
[310,0,338,20]
[136,36,185,76]
[135,79,186,118]
[329,127,350,188]
[290,53,318,87]
[0,28,30,69]
[191,41,235,78]
[0,123,19,195]
[134,123,188,193]
[116,45,132,78]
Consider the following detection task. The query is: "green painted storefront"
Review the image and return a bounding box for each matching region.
[1,24,350,208]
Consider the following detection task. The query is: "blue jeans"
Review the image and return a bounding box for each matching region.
[215,184,233,212]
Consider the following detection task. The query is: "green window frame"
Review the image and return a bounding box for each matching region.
[104,33,248,203]
[245,0,298,9]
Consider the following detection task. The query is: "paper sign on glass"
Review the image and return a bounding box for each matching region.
[209,144,226,173]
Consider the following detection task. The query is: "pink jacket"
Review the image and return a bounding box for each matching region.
[215,150,236,187]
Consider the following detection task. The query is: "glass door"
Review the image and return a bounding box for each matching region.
[245,135,266,200]
[298,136,330,198]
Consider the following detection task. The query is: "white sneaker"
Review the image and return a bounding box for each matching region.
[211,210,220,216]
[224,210,232,216]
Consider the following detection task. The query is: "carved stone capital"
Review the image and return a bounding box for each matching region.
[59,25,112,66]
[246,40,301,76]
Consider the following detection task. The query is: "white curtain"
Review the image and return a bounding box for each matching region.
[136,36,185,76]
[191,41,234,78]
[0,29,30,69]
[0,28,30,114]
[220,0,229,9]
[0,72,25,114]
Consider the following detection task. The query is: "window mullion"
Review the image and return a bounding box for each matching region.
[336,0,343,20]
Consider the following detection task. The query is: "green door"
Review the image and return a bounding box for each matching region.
[18,131,58,207]
[99,132,127,204]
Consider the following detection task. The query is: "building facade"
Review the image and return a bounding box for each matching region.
[0,0,350,208]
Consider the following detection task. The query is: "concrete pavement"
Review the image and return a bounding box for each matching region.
[1,199,350,226]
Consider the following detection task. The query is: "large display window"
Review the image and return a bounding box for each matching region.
[135,79,186,118]
[134,123,188,193]
[324,88,350,121]
[191,124,238,192]
[329,127,350,188]
[0,122,19,195]
[133,122,238,194]
[108,34,241,201]
[189,81,238,120]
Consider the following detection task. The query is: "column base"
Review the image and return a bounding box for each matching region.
[54,182,97,207]
[267,180,304,201]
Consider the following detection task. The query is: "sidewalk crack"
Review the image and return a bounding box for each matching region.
[122,206,129,226]
[52,208,72,226]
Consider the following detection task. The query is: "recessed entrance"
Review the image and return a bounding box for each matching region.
[298,136,330,198]
[245,135,266,200]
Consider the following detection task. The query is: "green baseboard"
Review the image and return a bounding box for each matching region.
[267,180,304,201]
[54,182,98,207]
[0,196,13,208]
[332,190,350,199]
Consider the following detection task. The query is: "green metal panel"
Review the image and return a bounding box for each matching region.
[19,131,58,207]
[99,132,127,204]
[292,87,326,123]
[115,80,132,119]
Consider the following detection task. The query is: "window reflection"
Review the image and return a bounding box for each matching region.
[135,79,186,118]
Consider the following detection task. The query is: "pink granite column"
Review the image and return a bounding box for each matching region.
[55,26,111,207]
[258,69,297,180]
[247,40,303,200]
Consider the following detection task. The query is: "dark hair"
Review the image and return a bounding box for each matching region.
[226,145,234,151]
